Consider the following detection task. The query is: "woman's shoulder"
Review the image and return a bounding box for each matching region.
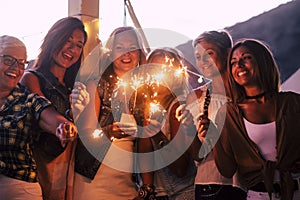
[15,83,46,102]
[186,88,204,104]
[20,70,40,83]
[278,91,300,98]
[277,91,300,109]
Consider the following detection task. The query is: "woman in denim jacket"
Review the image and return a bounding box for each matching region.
[135,47,197,200]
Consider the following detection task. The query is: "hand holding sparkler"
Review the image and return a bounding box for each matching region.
[140,102,166,138]
[93,122,137,141]
[56,121,78,147]
[196,113,210,137]
[142,119,163,138]
[149,102,166,123]
[175,104,194,125]
[175,104,197,136]
[196,83,212,137]
[110,122,137,140]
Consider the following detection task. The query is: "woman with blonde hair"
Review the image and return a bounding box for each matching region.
[73,26,147,200]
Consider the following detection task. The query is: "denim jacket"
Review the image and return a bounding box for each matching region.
[150,97,196,198]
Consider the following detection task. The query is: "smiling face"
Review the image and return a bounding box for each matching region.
[53,29,85,69]
[194,41,224,78]
[0,46,27,91]
[230,46,258,88]
[111,31,140,77]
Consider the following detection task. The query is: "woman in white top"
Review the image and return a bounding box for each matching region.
[213,38,300,200]
[186,30,246,199]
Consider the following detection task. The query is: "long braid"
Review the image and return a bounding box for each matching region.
[203,84,212,116]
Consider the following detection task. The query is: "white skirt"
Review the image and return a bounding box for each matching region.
[73,138,138,200]
[0,175,42,200]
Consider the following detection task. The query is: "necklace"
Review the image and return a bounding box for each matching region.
[245,92,265,99]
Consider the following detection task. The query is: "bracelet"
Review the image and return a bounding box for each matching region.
[92,128,104,138]
[64,109,74,122]
[138,184,156,200]
[110,136,117,142]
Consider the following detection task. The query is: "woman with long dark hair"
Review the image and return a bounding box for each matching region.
[20,16,87,200]
[213,39,300,200]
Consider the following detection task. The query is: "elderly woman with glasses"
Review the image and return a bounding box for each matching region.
[0,35,78,200]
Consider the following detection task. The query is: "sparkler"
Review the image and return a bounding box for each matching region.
[112,55,211,130]
[116,78,128,110]
[93,129,104,138]
[130,74,142,108]
[149,102,166,122]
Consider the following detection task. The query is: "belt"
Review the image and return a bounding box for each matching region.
[250,178,300,192]
[155,195,169,200]
[196,184,223,193]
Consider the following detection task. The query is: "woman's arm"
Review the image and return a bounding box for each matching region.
[75,80,100,130]
[167,102,194,177]
[213,107,237,178]
[213,133,237,178]
[20,71,45,96]
[38,106,77,147]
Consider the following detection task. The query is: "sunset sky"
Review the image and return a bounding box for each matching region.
[0,0,292,60]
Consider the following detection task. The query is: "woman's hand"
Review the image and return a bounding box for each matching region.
[196,113,210,137]
[106,122,137,141]
[56,121,78,147]
[70,81,90,121]
[142,119,162,138]
[175,104,195,127]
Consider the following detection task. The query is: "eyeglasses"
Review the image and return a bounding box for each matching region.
[0,54,29,70]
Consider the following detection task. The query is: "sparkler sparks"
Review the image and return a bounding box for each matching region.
[109,55,211,137]
[149,102,166,122]
[113,58,210,114]
[93,129,104,138]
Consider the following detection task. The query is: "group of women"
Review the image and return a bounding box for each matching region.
[0,15,299,200]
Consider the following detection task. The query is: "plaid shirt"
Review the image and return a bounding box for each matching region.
[0,83,51,182]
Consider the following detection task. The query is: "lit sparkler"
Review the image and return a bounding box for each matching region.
[112,55,211,129]
[149,102,166,122]
[93,129,104,138]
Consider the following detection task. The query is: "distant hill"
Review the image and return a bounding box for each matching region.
[177,0,300,83]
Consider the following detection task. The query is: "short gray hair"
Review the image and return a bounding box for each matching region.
[0,35,27,56]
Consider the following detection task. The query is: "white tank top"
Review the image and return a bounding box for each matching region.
[243,118,276,161]
[244,118,300,182]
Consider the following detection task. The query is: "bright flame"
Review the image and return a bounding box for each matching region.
[175,68,184,77]
[152,72,165,84]
[93,129,104,138]
[150,102,161,114]
[131,75,142,90]
[117,79,127,88]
